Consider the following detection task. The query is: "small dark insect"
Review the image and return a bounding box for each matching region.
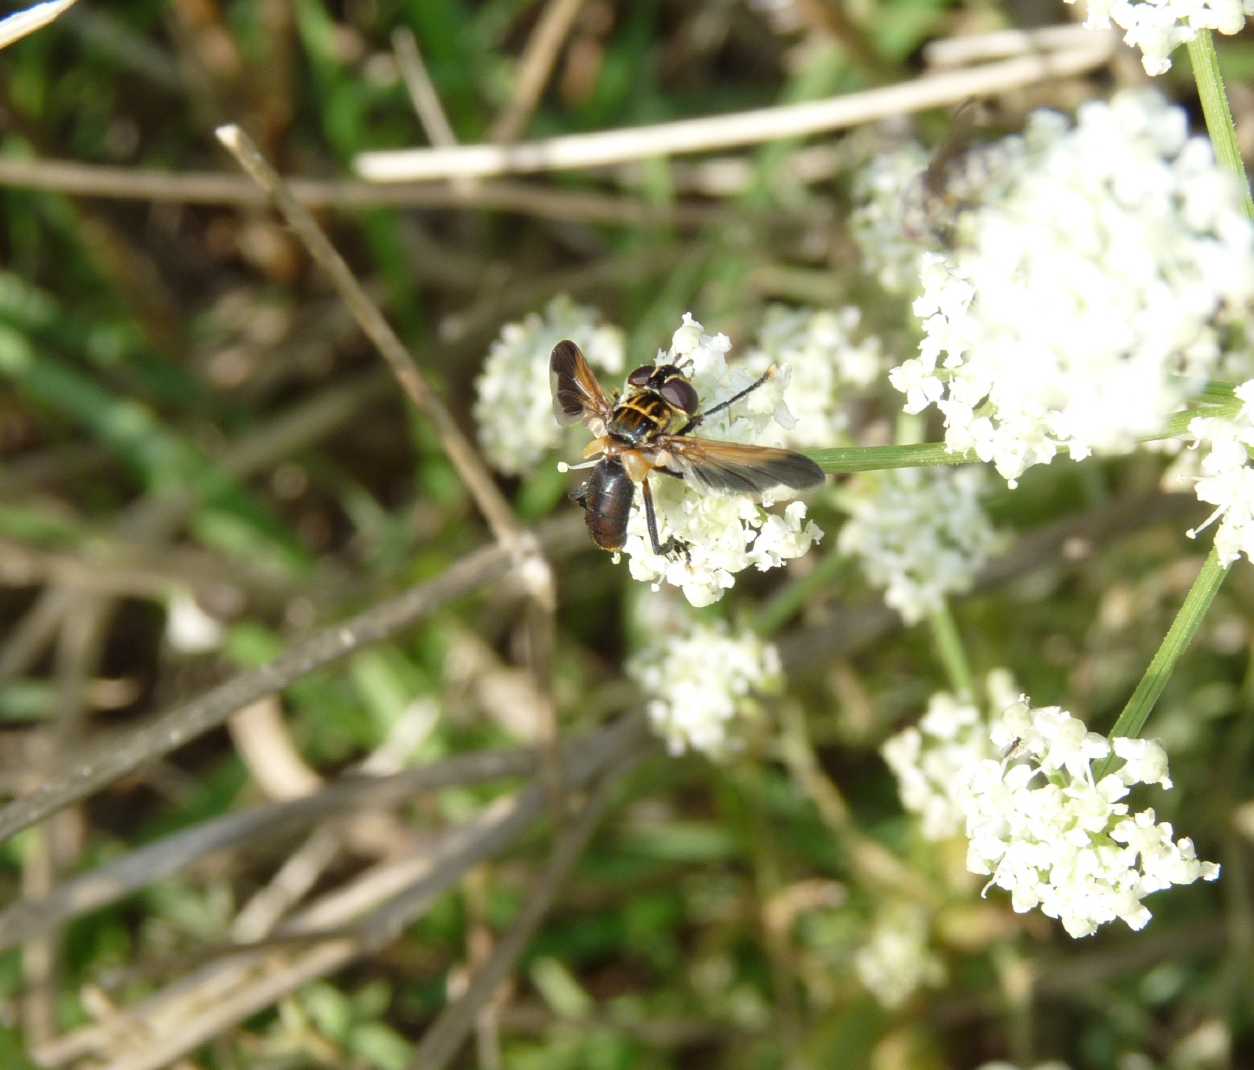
[550,340,824,556]
[907,98,991,246]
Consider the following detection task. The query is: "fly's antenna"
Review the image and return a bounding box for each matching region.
[674,363,777,436]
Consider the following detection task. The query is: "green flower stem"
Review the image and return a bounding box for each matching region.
[808,385,1240,475]
[929,601,974,698]
[807,442,976,474]
[1100,548,1229,763]
[754,549,851,638]
[1187,31,1254,220]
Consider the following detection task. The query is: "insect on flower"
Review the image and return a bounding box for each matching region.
[550,339,824,556]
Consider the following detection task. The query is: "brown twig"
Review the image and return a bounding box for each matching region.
[0,157,725,225]
[214,124,526,551]
[489,0,587,145]
[923,23,1108,69]
[22,588,103,1046]
[792,0,885,75]
[356,40,1116,181]
[392,27,460,148]
[0,586,73,680]
[215,124,569,819]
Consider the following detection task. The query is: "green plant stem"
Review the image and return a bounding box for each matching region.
[929,601,974,698]
[753,550,850,637]
[1100,548,1229,761]
[1187,31,1254,220]
[808,442,976,474]
[808,385,1241,476]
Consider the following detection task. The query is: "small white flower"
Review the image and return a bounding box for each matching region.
[628,620,781,757]
[474,295,623,475]
[741,305,886,447]
[1112,737,1174,789]
[1183,378,1254,565]
[860,91,1254,488]
[614,314,824,607]
[837,466,1006,624]
[853,903,945,1009]
[1068,0,1254,75]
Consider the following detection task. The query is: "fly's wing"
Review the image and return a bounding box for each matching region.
[550,340,613,427]
[664,437,824,496]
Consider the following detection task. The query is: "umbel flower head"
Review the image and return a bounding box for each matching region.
[616,314,823,608]
[1067,0,1254,75]
[871,91,1254,487]
[837,466,1006,624]
[965,702,1219,938]
[628,619,781,757]
[885,689,1219,938]
[474,296,623,475]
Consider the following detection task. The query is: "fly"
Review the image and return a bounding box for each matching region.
[550,339,824,556]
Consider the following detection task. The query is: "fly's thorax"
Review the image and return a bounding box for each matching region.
[607,389,678,444]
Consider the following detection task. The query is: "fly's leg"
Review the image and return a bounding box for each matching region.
[676,366,775,436]
[641,477,688,560]
[640,477,664,555]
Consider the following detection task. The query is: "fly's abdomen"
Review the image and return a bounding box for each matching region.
[572,458,634,551]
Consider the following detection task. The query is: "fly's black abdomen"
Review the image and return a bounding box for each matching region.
[571,458,634,551]
[607,391,672,446]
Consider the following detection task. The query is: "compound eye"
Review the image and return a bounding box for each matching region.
[626,365,654,387]
[660,377,700,413]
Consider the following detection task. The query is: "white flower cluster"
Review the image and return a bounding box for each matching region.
[628,620,781,757]
[853,903,945,1009]
[885,690,1220,938]
[1183,379,1254,565]
[742,305,886,447]
[837,466,1005,624]
[882,670,1019,839]
[619,315,823,607]
[881,91,1254,487]
[474,295,623,475]
[965,701,1220,938]
[1067,0,1254,75]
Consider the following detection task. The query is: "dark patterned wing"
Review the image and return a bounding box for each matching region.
[665,437,824,496]
[550,340,613,427]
